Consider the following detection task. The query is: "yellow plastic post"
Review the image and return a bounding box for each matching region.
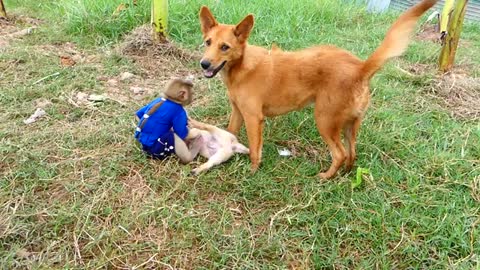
[439,0,469,72]
[151,0,168,43]
[0,0,7,18]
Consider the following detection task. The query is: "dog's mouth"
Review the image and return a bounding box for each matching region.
[203,61,227,78]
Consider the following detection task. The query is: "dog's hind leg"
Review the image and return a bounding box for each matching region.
[343,117,362,172]
[314,112,347,179]
[191,150,232,175]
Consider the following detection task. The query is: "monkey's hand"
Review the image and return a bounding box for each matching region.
[188,118,217,132]
[188,118,203,129]
[185,128,202,140]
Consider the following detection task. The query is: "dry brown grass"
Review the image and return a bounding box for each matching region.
[429,72,480,120]
[119,25,200,62]
[396,60,480,121]
[416,24,441,43]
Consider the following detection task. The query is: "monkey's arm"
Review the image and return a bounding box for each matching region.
[188,118,217,132]
[185,128,202,139]
[172,108,196,140]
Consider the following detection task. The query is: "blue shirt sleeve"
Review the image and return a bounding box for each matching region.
[172,107,189,140]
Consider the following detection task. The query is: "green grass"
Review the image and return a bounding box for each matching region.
[1,0,480,268]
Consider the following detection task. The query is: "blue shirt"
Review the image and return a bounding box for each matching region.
[135,98,189,147]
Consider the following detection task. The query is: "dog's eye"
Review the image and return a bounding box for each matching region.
[204,39,211,47]
[221,44,230,51]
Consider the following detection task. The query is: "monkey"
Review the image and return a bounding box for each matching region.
[134,77,202,163]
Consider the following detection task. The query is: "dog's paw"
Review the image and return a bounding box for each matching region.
[250,163,259,174]
[318,171,335,179]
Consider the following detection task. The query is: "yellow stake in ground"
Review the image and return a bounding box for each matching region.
[439,0,470,72]
[0,0,7,18]
[151,0,168,42]
[440,0,455,35]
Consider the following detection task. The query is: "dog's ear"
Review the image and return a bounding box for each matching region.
[199,6,218,35]
[234,14,254,43]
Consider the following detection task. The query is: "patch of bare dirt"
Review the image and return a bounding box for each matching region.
[96,72,164,105]
[416,23,472,48]
[397,61,479,121]
[118,25,203,81]
[405,63,433,75]
[416,24,441,43]
[429,72,480,120]
[119,25,200,61]
[276,138,328,162]
[35,42,101,68]
[0,15,41,49]
[118,164,154,204]
[113,25,212,109]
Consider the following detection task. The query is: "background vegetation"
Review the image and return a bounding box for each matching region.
[1,0,479,268]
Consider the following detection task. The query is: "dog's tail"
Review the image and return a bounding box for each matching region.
[360,0,438,80]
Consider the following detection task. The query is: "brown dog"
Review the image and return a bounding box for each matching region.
[199,0,438,179]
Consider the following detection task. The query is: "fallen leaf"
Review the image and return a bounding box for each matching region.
[119,71,134,81]
[60,55,75,67]
[107,79,118,86]
[71,54,83,63]
[113,3,128,17]
[352,167,370,189]
[87,94,107,102]
[24,108,46,124]
[130,86,144,94]
[9,27,36,38]
[278,148,292,157]
[16,249,31,258]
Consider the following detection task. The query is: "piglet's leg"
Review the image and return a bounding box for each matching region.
[191,150,232,175]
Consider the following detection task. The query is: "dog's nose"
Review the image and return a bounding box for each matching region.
[200,60,211,70]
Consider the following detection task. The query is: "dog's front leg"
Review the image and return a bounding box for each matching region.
[227,101,244,135]
[243,114,264,172]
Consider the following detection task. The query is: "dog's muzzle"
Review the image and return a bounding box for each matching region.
[201,60,227,78]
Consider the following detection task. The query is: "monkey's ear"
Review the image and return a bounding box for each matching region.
[177,89,186,99]
[199,6,218,35]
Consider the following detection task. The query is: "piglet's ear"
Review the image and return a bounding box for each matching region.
[234,14,254,43]
[199,6,218,35]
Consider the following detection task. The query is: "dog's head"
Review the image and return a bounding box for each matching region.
[199,6,254,78]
